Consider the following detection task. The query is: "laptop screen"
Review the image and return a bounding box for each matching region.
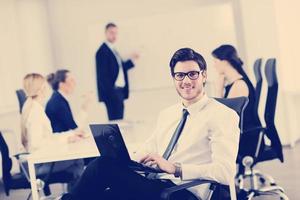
[89,124,132,163]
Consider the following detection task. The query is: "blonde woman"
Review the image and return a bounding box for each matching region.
[21,73,84,191]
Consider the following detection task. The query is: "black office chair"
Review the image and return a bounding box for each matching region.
[237,58,288,200]
[0,131,73,199]
[160,97,249,200]
[0,132,31,196]
[16,89,27,113]
[253,58,263,112]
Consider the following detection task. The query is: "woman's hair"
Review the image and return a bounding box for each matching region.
[21,73,45,151]
[47,69,70,91]
[211,44,249,78]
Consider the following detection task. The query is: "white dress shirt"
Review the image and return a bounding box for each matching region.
[105,41,125,87]
[25,100,72,153]
[134,95,240,199]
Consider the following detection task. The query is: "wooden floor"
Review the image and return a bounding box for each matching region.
[1,143,299,200]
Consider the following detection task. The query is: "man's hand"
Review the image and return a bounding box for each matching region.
[67,135,82,143]
[74,129,89,138]
[139,153,176,174]
[130,52,139,61]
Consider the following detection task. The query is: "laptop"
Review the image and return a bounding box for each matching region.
[89,124,163,173]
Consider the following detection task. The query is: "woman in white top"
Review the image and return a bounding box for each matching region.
[21,73,84,191]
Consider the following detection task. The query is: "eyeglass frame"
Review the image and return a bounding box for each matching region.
[172,70,204,81]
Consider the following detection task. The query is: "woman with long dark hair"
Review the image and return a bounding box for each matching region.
[212,44,261,129]
[212,45,262,175]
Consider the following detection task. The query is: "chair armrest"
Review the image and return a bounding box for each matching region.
[13,152,30,160]
[13,153,31,181]
[160,179,219,200]
[242,126,265,134]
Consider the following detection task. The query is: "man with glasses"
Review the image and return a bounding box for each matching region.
[62,48,239,200]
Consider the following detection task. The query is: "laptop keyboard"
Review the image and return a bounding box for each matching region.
[129,160,164,173]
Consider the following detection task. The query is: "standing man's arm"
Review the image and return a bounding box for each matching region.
[122,60,134,70]
[96,50,115,101]
[122,52,139,70]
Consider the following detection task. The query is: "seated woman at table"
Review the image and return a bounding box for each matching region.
[21,73,85,191]
[46,69,91,133]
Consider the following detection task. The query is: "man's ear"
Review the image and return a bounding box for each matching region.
[202,70,207,85]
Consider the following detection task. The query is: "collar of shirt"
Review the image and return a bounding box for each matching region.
[105,41,115,51]
[180,94,210,117]
[58,90,70,102]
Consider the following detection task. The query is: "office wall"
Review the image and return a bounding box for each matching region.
[0,0,53,113]
[46,0,237,94]
[239,0,300,145]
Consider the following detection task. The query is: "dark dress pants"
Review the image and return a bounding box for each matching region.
[104,87,124,121]
[63,157,197,200]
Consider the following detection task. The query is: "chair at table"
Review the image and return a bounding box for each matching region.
[0,131,31,198]
[160,97,249,200]
[16,89,27,113]
[0,131,73,199]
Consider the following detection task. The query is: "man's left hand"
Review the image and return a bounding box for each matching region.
[139,153,176,174]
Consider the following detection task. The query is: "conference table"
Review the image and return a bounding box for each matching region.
[27,132,100,200]
[27,120,142,200]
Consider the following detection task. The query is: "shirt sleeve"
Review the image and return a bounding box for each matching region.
[181,110,240,185]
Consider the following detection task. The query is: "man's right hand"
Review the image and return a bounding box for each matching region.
[130,52,139,61]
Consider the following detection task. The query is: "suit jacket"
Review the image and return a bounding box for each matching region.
[46,91,78,133]
[95,43,134,102]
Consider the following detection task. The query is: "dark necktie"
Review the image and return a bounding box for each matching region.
[146,109,189,179]
[162,109,189,160]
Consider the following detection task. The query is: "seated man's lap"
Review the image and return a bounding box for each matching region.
[66,157,197,200]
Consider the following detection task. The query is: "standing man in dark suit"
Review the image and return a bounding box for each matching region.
[96,22,139,120]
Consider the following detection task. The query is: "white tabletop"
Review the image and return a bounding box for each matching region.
[27,134,100,164]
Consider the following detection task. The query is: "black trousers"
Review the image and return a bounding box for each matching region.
[63,157,197,200]
[104,87,124,121]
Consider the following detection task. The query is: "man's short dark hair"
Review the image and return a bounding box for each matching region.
[105,23,117,30]
[169,48,207,74]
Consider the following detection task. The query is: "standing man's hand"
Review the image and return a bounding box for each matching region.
[130,52,139,61]
[140,153,176,174]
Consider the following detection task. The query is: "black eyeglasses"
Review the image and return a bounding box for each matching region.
[172,70,202,81]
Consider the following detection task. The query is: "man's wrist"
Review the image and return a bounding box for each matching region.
[174,163,182,178]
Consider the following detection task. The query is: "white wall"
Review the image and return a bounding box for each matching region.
[1,0,300,145]
[239,0,300,145]
[0,0,53,113]
[46,0,237,95]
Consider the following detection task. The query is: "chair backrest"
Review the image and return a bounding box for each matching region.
[16,89,27,114]
[253,58,263,112]
[264,58,278,124]
[214,97,248,200]
[215,97,249,132]
[0,132,13,195]
[263,58,283,162]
